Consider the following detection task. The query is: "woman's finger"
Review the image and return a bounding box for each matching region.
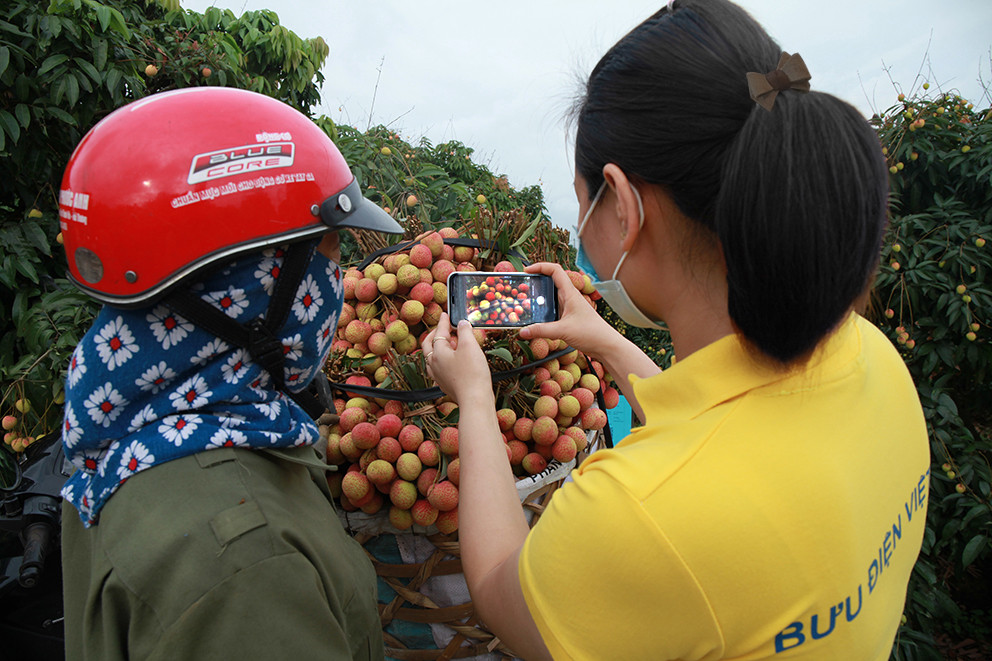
[525,261,579,294]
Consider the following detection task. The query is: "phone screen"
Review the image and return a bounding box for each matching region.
[447,272,558,328]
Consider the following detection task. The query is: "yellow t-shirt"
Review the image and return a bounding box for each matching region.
[519,314,930,660]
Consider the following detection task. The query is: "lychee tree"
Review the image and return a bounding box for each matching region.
[869,87,992,659]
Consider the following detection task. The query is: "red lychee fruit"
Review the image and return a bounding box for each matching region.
[422,231,444,258]
[400,299,425,325]
[409,282,435,305]
[539,380,562,398]
[578,373,600,392]
[432,282,447,305]
[436,508,458,535]
[367,332,392,356]
[351,421,381,450]
[423,302,443,326]
[396,453,423,481]
[376,436,402,463]
[431,260,456,283]
[385,320,410,343]
[396,263,421,288]
[417,467,439,496]
[366,459,396,485]
[417,440,440,466]
[409,243,433,268]
[602,386,620,409]
[453,245,474,262]
[552,370,575,392]
[360,492,385,515]
[552,436,578,463]
[529,338,551,360]
[345,320,373,345]
[338,303,357,327]
[389,505,414,530]
[389,479,418,509]
[533,367,551,384]
[338,433,362,461]
[376,413,403,438]
[557,395,581,419]
[438,427,459,456]
[507,440,528,465]
[355,278,379,302]
[339,407,367,433]
[563,426,588,452]
[580,408,608,430]
[512,417,534,442]
[341,471,371,502]
[446,457,461,485]
[571,387,595,411]
[364,263,386,281]
[496,408,517,432]
[522,453,548,475]
[533,395,558,419]
[531,416,559,446]
[398,424,424,452]
[359,448,377,472]
[427,480,459,512]
[377,273,399,295]
[411,499,439,527]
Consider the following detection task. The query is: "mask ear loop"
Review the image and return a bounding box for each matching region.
[577,181,607,238]
[610,183,645,280]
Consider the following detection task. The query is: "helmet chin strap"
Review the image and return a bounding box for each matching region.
[163,240,329,419]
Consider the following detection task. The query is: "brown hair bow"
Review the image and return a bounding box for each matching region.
[746,52,811,111]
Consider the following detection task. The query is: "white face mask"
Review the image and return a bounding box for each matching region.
[576,181,667,331]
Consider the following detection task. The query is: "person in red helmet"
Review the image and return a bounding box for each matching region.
[58,87,401,660]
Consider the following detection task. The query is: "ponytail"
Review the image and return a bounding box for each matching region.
[713,93,888,363]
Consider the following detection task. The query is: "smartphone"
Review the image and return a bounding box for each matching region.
[447,271,559,328]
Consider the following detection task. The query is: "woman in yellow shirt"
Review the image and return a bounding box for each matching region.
[425,0,929,658]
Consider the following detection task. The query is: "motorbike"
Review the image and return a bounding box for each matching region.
[0,431,68,661]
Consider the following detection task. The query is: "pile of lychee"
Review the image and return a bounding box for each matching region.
[322,226,618,535]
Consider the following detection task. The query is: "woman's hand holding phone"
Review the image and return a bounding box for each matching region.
[519,262,619,357]
[424,313,495,408]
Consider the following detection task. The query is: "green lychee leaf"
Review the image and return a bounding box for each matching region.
[485,347,513,365]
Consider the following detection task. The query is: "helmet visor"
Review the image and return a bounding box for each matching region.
[319,178,404,234]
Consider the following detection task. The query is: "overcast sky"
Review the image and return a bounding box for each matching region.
[184,0,992,233]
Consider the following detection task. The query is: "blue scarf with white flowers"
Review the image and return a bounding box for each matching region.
[61,244,343,526]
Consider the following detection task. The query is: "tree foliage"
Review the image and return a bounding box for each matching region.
[869,89,992,659]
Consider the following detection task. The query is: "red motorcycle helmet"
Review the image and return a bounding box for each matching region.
[59,87,402,307]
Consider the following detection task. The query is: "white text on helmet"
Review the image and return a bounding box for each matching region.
[188,143,295,185]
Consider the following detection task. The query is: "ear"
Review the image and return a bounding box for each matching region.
[602,163,642,254]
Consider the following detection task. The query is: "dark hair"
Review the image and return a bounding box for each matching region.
[573,0,889,363]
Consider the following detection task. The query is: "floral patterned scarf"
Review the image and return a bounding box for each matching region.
[61,243,343,526]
